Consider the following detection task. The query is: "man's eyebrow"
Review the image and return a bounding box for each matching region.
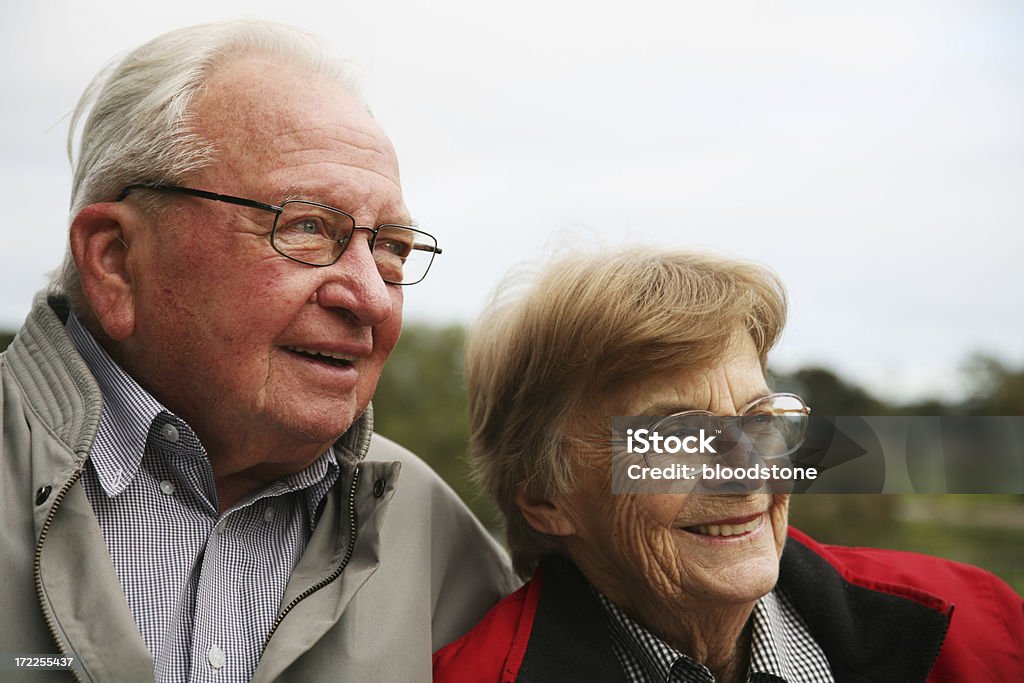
[279,185,325,203]
[278,186,418,226]
[279,190,307,203]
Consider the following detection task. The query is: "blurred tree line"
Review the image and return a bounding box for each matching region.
[2,325,1022,591]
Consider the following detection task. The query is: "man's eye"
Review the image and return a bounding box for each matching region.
[295,218,323,235]
[375,238,412,257]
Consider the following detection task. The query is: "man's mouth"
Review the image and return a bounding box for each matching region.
[683,513,763,537]
[286,346,356,368]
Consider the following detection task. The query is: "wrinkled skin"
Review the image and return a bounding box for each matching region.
[532,334,789,683]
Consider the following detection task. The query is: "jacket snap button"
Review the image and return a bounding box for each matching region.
[35,485,52,505]
[372,478,386,498]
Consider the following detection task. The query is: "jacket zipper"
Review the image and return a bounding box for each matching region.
[33,468,85,683]
[262,464,362,649]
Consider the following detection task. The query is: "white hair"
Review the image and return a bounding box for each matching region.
[54,19,367,310]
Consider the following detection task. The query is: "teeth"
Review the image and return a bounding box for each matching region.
[288,346,356,362]
[689,515,761,537]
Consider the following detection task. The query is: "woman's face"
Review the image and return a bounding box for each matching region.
[557,333,790,615]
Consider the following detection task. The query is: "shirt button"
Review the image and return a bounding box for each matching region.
[208,644,226,669]
[161,424,179,443]
[373,478,386,498]
[263,507,275,523]
[159,480,175,495]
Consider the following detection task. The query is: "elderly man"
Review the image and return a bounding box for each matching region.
[0,20,516,682]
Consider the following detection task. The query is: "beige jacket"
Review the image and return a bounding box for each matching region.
[0,292,518,682]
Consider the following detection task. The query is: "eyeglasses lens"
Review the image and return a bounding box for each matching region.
[272,201,438,284]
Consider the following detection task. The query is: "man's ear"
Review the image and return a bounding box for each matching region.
[513,489,578,538]
[69,202,139,341]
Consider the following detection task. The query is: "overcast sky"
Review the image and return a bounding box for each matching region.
[1,0,1021,402]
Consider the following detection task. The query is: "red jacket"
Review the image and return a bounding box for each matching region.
[434,528,1023,682]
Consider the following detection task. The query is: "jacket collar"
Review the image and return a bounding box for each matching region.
[516,558,628,683]
[780,529,951,681]
[6,292,102,474]
[516,532,953,683]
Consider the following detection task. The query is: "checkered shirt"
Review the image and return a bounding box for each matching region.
[67,314,340,683]
[594,586,834,682]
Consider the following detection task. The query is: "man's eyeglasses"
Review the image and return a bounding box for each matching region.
[118,184,442,285]
[641,393,811,467]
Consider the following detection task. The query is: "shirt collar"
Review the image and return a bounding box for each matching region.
[594,586,833,682]
[66,312,166,496]
[232,447,341,531]
[594,589,706,681]
[751,591,794,680]
[748,589,833,683]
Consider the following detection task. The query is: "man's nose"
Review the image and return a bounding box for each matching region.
[312,233,393,326]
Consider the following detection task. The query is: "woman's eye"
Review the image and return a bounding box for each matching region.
[668,427,705,441]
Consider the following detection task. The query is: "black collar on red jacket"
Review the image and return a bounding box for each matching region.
[780,533,951,682]
[515,557,628,682]
[516,537,951,682]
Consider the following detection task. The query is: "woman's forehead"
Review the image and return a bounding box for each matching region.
[616,335,768,417]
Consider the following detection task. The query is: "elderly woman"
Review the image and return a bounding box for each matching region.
[433,249,1023,682]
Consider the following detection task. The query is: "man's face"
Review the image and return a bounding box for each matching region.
[115,56,407,467]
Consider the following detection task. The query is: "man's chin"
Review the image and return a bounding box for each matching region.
[274,406,363,450]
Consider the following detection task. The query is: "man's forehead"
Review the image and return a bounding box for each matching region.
[191,55,385,157]
[185,54,403,208]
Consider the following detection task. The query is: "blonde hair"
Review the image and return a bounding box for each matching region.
[465,248,788,577]
[53,19,365,310]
